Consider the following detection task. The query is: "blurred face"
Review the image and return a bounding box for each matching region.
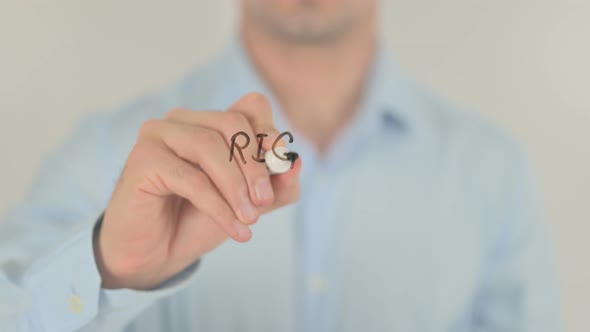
[242,0,377,44]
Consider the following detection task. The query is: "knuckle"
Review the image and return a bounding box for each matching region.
[243,92,271,108]
[170,163,187,181]
[222,112,249,131]
[139,119,161,136]
[200,191,233,225]
[165,108,188,120]
[131,141,155,159]
[238,92,273,116]
[127,141,158,169]
[194,128,223,146]
[214,205,235,226]
[187,170,208,190]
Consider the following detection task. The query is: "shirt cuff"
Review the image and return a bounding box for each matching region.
[23,217,103,332]
[22,215,201,332]
[98,259,200,310]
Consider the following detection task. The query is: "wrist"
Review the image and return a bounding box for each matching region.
[92,214,119,288]
[92,217,167,290]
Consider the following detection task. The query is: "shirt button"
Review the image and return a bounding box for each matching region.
[309,275,328,293]
[69,295,84,314]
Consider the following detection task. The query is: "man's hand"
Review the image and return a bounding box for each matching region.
[93,93,302,290]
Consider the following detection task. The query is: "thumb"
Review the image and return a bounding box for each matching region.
[264,157,302,212]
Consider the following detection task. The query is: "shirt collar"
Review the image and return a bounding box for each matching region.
[363,45,417,133]
[209,36,416,135]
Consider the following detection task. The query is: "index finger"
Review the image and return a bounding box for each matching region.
[228,92,286,151]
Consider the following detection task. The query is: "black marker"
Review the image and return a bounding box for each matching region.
[265,146,298,174]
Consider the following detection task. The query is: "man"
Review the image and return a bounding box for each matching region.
[0,0,562,331]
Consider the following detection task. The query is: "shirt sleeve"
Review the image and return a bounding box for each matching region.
[0,113,199,332]
[465,144,564,332]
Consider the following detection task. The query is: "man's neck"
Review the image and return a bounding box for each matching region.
[241,20,377,155]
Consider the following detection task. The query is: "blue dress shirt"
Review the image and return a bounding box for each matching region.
[0,38,563,332]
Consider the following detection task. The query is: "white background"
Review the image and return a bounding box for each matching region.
[1,1,588,330]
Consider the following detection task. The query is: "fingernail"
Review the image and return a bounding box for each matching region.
[232,219,251,240]
[255,178,274,202]
[240,199,259,223]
